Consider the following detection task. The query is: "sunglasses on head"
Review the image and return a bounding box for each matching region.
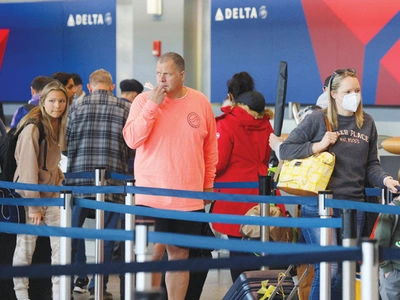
[328,68,356,89]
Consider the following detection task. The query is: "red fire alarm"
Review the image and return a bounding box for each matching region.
[152,40,161,57]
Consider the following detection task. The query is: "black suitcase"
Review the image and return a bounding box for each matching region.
[223,268,299,300]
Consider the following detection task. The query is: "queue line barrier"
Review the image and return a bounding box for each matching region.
[63,170,386,199]
[0,179,392,210]
[0,196,342,229]
[0,172,398,300]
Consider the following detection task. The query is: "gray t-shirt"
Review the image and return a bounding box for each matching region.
[280,110,389,201]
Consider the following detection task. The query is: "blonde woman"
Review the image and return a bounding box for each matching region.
[13,80,68,300]
[276,68,400,299]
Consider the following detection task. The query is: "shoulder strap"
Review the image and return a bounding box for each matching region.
[36,121,46,145]
[324,116,333,152]
[23,104,36,112]
[324,116,332,132]
[24,120,48,171]
[37,121,48,171]
[24,120,46,143]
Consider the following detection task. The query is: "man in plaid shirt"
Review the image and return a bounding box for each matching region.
[66,69,132,300]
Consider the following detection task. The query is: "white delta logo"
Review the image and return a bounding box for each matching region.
[215,6,267,21]
[67,12,113,27]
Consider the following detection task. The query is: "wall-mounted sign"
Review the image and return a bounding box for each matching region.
[211,0,400,106]
[0,0,116,103]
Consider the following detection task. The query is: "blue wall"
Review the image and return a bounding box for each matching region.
[210,0,400,106]
[0,0,116,102]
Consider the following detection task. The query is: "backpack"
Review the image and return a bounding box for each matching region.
[0,187,25,223]
[370,210,399,241]
[0,120,47,223]
[240,204,298,243]
[23,103,36,113]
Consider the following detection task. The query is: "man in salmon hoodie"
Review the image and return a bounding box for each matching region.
[123,52,218,300]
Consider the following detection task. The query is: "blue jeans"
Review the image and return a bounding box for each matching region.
[301,205,364,300]
[75,239,86,279]
[71,203,120,291]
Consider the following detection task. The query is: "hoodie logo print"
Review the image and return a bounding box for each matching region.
[187,112,200,128]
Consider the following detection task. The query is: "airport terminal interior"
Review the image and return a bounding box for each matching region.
[1,0,400,300]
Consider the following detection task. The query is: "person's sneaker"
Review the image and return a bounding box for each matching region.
[73,276,89,293]
[88,289,113,300]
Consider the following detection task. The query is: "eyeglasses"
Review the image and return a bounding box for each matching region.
[328,68,356,89]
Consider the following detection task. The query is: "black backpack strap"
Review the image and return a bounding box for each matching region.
[36,121,46,146]
[25,120,48,171]
[42,138,48,171]
[23,104,36,112]
[36,121,48,171]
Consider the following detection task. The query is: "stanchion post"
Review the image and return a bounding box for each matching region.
[385,187,393,204]
[134,219,167,299]
[60,190,72,300]
[381,188,387,205]
[259,175,272,270]
[318,190,333,300]
[94,167,106,300]
[125,180,135,300]
[342,209,357,300]
[361,239,379,300]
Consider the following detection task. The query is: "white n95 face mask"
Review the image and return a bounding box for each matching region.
[341,93,361,112]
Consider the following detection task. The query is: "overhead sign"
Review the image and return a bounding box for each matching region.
[211,0,400,106]
[0,0,116,103]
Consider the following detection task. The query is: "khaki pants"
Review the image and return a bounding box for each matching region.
[13,206,60,300]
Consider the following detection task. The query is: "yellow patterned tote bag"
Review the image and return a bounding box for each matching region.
[277,116,335,196]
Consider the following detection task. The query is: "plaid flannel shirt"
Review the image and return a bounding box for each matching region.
[65,90,132,203]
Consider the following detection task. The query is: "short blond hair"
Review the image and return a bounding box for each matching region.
[158,52,185,72]
[89,69,113,86]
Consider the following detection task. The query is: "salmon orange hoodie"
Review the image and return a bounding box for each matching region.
[123,88,217,211]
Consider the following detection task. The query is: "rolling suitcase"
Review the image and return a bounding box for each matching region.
[223,265,302,300]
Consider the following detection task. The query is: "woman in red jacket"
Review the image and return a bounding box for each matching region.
[211,74,280,281]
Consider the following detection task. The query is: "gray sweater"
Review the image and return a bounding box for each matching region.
[279,110,390,201]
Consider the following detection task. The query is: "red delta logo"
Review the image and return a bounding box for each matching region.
[301,0,400,105]
[0,29,10,70]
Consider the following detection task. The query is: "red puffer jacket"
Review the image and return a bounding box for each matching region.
[211,106,285,237]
